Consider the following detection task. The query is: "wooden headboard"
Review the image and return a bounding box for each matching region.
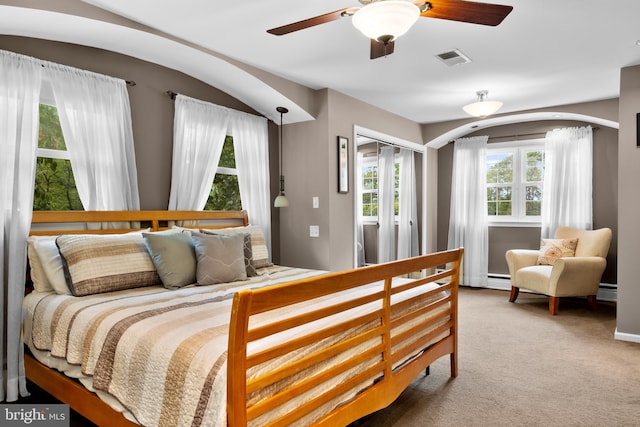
[30,210,249,235]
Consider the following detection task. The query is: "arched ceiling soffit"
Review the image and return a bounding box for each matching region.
[426,112,619,149]
[0,5,315,125]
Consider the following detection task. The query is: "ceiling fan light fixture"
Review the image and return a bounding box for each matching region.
[352,0,420,44]
[462,90,503,117]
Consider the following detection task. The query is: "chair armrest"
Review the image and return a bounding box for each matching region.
[505,249,540,278]
[549,257,607,296]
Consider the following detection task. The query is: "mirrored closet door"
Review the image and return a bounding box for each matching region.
[354,130,424,267]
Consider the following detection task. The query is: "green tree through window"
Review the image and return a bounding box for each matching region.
[204,136,242,211]
[34,104,83,211]
[359,157,400,219]
[486,144,544,220]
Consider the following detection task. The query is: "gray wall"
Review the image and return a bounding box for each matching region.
[278,89,424,272]
[617,64,640,337]
[434,117,618,284]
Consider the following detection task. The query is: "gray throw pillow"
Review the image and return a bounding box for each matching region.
[191,232,247,285]
[199,229,258,277]
[143,231,197,289]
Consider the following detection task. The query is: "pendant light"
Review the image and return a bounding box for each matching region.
[274,106,289,208]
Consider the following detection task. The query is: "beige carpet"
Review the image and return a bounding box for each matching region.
[354,287,640,427]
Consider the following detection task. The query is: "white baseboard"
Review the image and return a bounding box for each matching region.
[482,276,617,302]
[614,329,640,344]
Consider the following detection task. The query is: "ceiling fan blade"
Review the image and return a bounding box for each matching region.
[421,0,513,26]
[267,9,351,36]
[370,39,395,60]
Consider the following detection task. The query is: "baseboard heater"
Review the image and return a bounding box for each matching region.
[444,272,618,302]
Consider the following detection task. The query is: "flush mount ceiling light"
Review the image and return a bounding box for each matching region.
[352,0,420,45]
[462,90,503,118]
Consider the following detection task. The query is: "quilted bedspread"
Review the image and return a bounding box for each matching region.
[23,266,326,427]
[23,265,450,427]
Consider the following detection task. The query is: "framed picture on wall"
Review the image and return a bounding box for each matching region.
[338,136,349,193]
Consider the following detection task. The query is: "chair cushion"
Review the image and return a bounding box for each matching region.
[515,265,554,294]
[537,238,578,265]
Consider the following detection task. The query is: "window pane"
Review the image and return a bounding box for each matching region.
[33,157,82,211]
[497,186,512,215]
[205,174,242,210]
[486,153,513,184]
[362,166,377,190]
[525,150,544,182]
[35,104,81,211]
[525,184,543,216]
[487,202,497,216]
[38,104,67,150]
[497,201,512,216]
[218,136,236,168]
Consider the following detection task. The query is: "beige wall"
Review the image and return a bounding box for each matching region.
[617,65,640,337]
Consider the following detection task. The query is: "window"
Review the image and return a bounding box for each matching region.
[34,104,83,211]
[204,136,242,210]
[358,155,399,221]
[486,141,544,223]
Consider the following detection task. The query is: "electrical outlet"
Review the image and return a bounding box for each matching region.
[309,225,319,237]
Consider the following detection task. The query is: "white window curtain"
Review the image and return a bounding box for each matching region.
[397,148,418,259]
[448,136,489,287]
[168,95,272,251]
[168,95,229,211]
[47,63,140,211]
[378,145,396,263]
[541,126,593,238]
[0,50,42,401]
[230,112,272,259]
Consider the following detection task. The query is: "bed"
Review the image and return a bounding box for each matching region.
[23,210,462,427]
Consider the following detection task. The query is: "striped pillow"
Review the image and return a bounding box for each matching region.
[56,234,160,296]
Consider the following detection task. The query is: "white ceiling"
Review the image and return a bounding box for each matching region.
[79,0,640,124]
[6,1,640,124]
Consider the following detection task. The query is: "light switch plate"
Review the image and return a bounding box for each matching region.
[309,225,319,237]
[312,196,319,209]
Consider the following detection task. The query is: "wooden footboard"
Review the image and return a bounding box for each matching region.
[227,248,462,426]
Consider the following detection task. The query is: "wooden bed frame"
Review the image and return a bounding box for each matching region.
[25,210,462,427]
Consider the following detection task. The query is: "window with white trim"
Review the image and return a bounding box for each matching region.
[34,103,83,211]
[204,135,242,210]
[486,140,544,223]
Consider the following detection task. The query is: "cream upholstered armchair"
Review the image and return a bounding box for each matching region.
[505,226,612,315]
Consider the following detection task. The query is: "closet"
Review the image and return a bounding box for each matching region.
[354,129,424,266]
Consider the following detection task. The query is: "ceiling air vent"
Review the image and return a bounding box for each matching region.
[435,49,472,66]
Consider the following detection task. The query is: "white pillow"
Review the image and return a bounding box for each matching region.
[33,237,71,295]
[27,237,54,293]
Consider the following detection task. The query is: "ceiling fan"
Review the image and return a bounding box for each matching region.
[267,0,513,59]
